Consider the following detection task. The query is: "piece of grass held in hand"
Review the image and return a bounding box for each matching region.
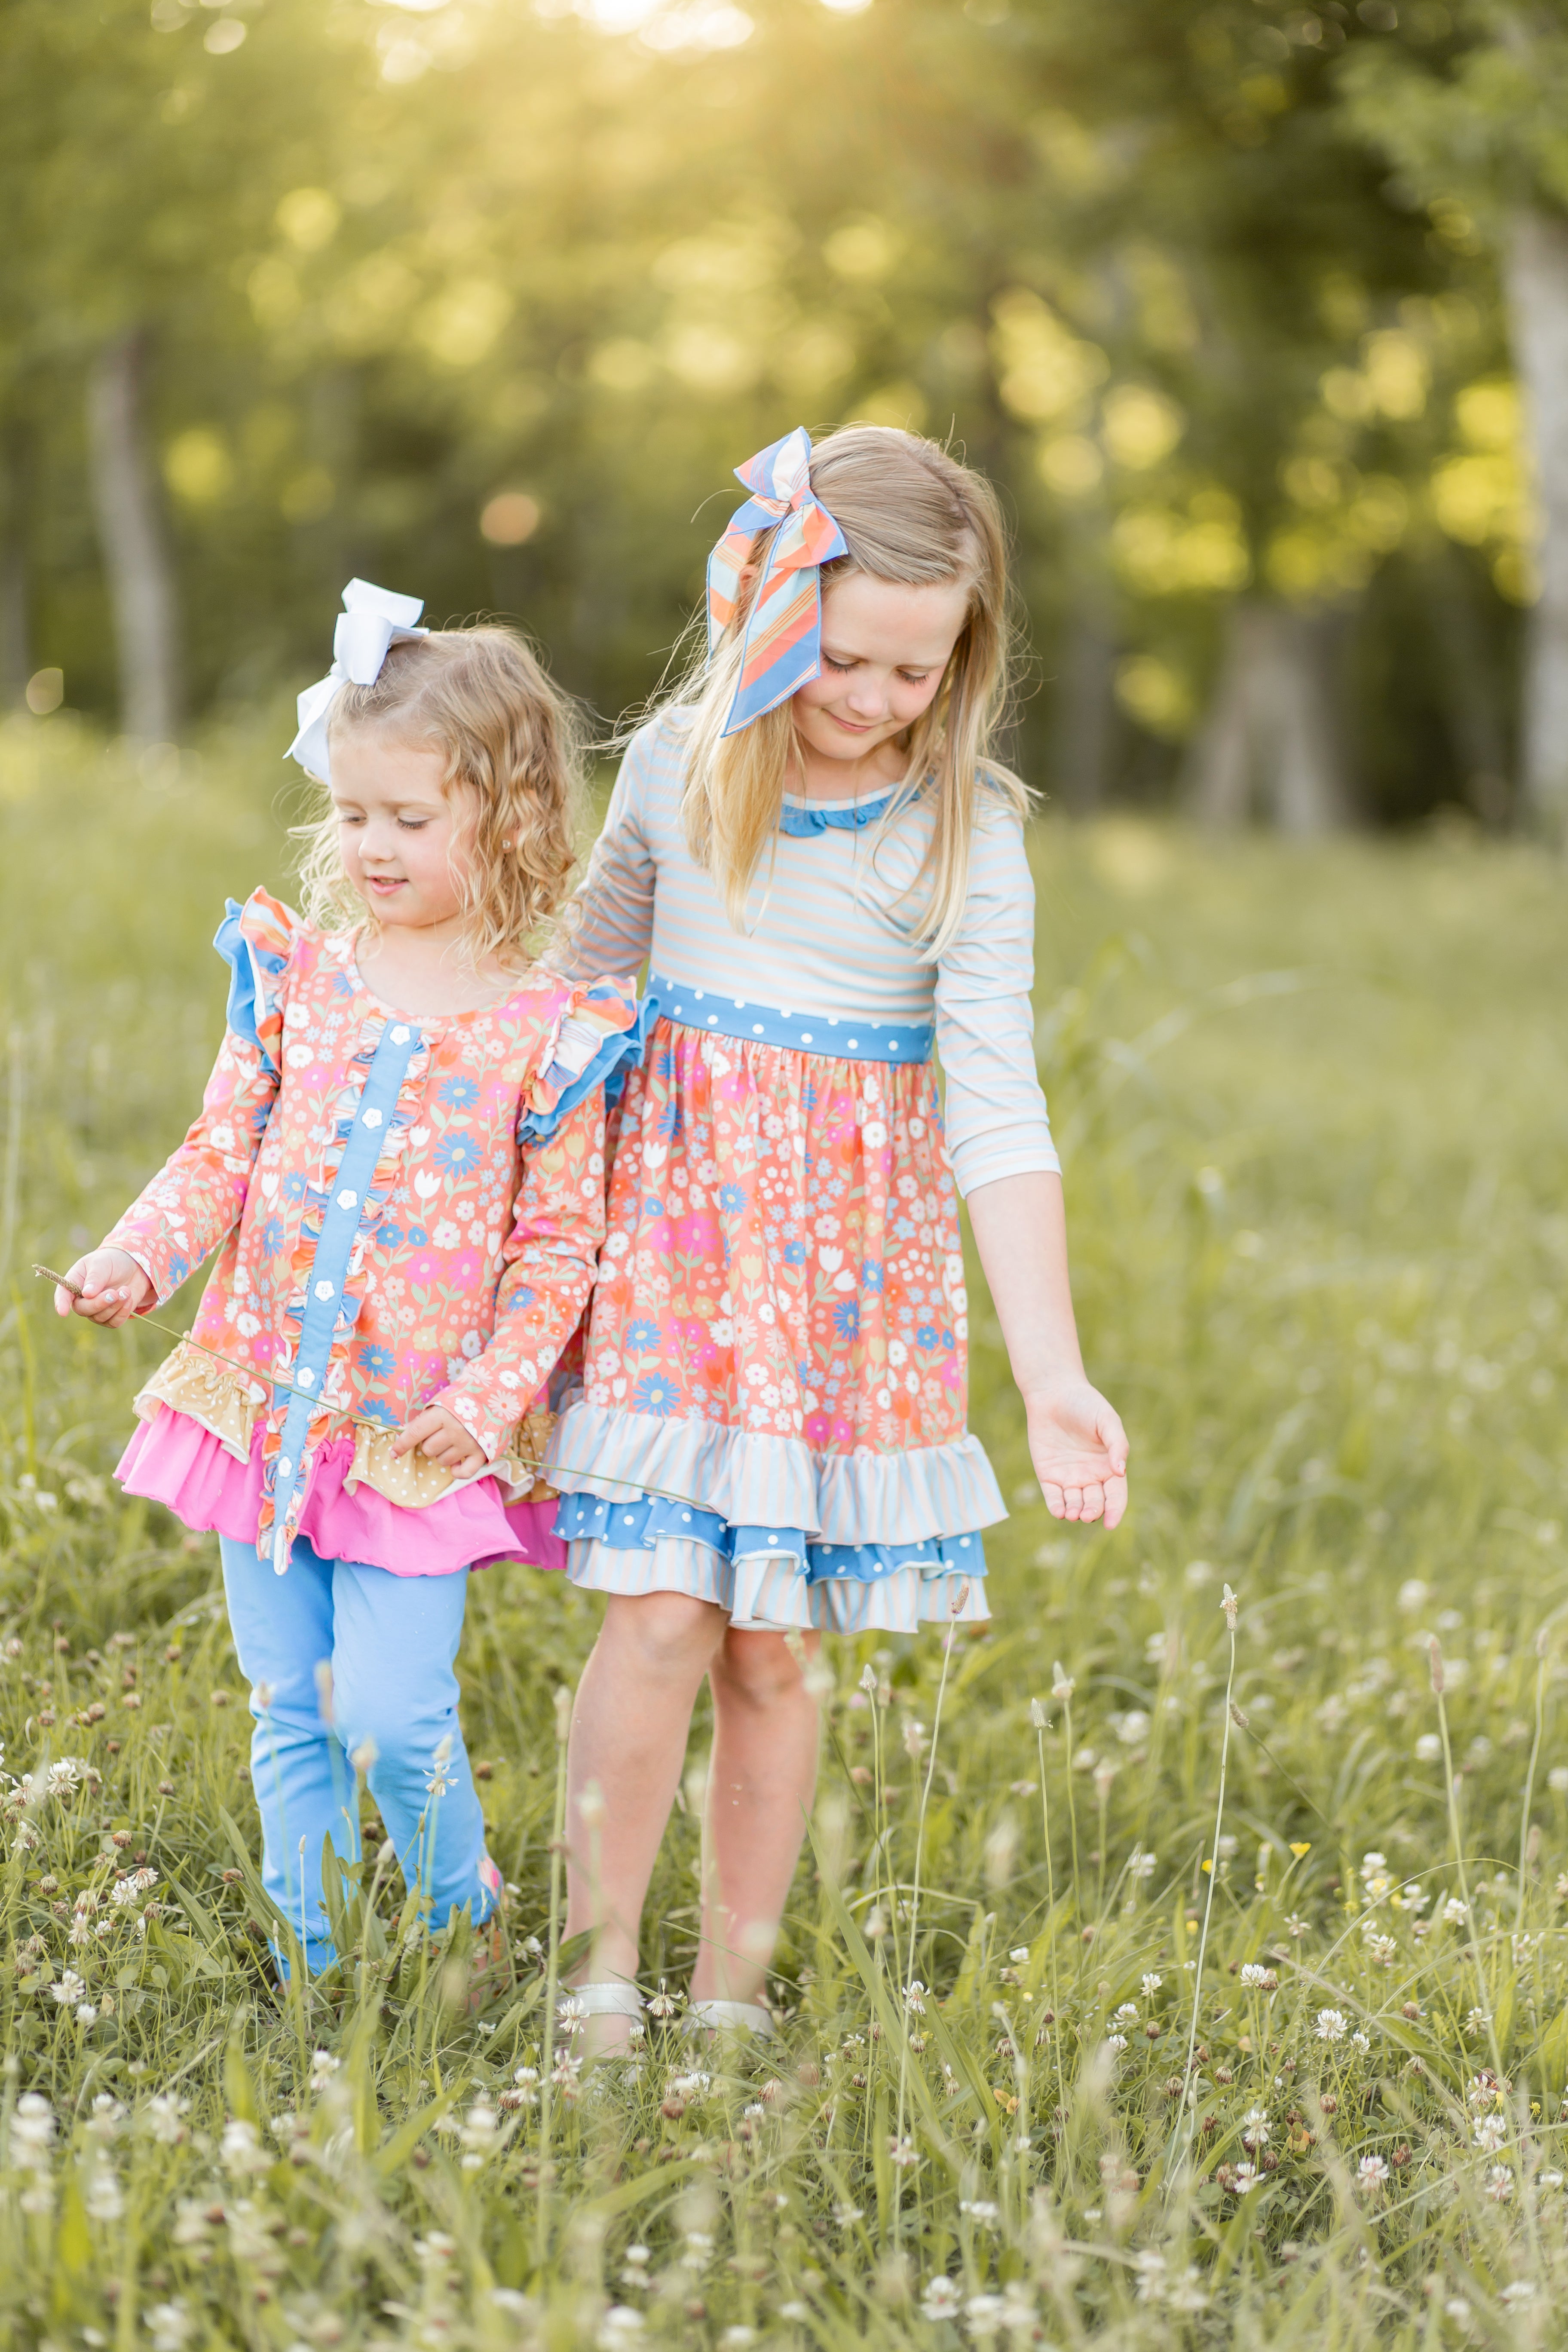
[34,1264,404,1442]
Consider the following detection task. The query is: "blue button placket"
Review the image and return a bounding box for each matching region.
[270,1018,423,1573]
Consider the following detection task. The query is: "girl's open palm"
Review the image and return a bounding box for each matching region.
[1026,1376,1129,1528]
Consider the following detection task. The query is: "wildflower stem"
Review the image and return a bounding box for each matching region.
[899,1617,956,2148]
[1432,1654,1504,2082]
[1517,1632,1550,1939]
[538,1682,572,2258]
[1168,1605,1238,2194]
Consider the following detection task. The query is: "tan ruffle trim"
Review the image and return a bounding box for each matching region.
[132,1341,557,1510]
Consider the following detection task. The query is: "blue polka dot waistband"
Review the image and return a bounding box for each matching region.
[648,974,933,1066]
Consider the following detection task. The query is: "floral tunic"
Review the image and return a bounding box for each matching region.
[541,714,1059,1634]
[107,888,642,1572]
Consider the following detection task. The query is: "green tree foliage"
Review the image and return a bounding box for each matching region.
[0,0,1551,821]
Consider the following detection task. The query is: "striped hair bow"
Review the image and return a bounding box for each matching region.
[706,427,848,738]
[285,578,428,783]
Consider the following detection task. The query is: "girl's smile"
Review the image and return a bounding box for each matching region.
[789,571,973,795]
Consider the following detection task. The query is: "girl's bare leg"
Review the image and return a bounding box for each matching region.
[564,1591,727,2043]
[692,1626,821,2006]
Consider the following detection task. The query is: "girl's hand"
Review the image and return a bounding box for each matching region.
[55,1250,152,1328]
[393,1405,487,1477]
[1024,1376,1129,1529]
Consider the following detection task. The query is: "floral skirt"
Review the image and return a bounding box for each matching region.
[544,1002,1004,1632]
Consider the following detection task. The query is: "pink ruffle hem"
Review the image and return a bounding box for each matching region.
[116,1406,567,1578]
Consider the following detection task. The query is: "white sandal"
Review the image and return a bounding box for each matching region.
[558,1980,645,2026]
[685,1997,775,2039]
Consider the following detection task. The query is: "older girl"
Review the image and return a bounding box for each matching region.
[545,427,1129,2038]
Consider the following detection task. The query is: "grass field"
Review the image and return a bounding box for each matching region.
[2,714,1568,2349]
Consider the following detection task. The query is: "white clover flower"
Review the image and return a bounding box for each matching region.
[51,1970,86,2006]
[1442,1897,1469,1925]
[1105,2033,1129,2054]
[1113,2003,1140,2024]
[1129,1847,1158,1878]
[1133,2250,1168,2303]
[145,2094,189,2146]
[920,2278,962,2320]
[220,2118,270,2177]
[1141,1972,1162,1997]
[76,2003,98,2027]
[888,2135,919,2168]
[1315,2009,1348,2043]
[959,2198,1000,2224]
[903,1980,927,2014]
[309,2049,340,2091]
[1415,1734,1442,1763]
[1231,2162,1260,2193]
[1239,1963,1276,1989]
[964,2295,1005,2336]
[1473,2116,1508,2153]
[146,2303,190,2352]
[10,2093,55,2166]
[1485,2164,1514,2203]
[1351,2030,1371,2054]
[83,2163,121,2220]
[596,2309,644,2348]
[1501,2282,1536,2305]
[1357,2154,1389,2189]
[1242,2106,1271,2146]
[1011,1946,1031,1964]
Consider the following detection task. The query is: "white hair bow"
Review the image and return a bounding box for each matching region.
[285,578,427,782]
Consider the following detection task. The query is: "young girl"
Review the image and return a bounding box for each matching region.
[545,426,1129,2038]
[57,582,642,1974]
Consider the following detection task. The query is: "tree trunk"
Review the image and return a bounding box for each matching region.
[1185,599,1353,833]
[0,426,30,707]
[86,328,181,742]
[1049,605,1119,815]
[1505,206,1568,837]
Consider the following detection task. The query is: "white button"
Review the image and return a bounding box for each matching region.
[847,1038,858,1050]
[296,1367,314,1387]
[337,1189,357,1210]
[362,1109,383,1128]
[708,1015,718,1026]
[800,1032,813,1045]
[753,1024,764,1035]
[278,1457,293,1477]
[315,1280,335,1300]
[391,1025,410,1044]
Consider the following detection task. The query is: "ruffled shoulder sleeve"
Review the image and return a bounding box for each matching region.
[518,974,651,1146]
[212,887,302,1078]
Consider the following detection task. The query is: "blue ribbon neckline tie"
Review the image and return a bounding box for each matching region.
[777,791,893,838]
[647,974,933,1067]
[269,1017,424,1573]
[553,1491,986,1588]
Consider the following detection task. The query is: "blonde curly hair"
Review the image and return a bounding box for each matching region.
[293,625,586,971]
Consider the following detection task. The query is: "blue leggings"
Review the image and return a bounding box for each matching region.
[219,1532,494,1973]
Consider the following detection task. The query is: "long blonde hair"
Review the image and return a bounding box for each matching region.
[666,425,1029,957]
[293,626,586,971]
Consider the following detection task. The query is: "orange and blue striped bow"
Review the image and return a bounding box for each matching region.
[706,427,849,738]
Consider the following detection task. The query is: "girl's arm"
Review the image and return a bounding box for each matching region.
[934,811,1127,1525]
[59,1026,279,1326]
[399,1090,609,1470]
[966,1171,1127,1528]
[59,889,291,1330]
[555,725,659,982]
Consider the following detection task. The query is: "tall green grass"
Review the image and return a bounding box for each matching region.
[3,719,1568,2348]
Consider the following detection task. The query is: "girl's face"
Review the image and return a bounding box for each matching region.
[329,730,471,933]
[791,570,972,768]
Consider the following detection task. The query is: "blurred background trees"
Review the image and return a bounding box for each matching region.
[1,0,1564,829]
